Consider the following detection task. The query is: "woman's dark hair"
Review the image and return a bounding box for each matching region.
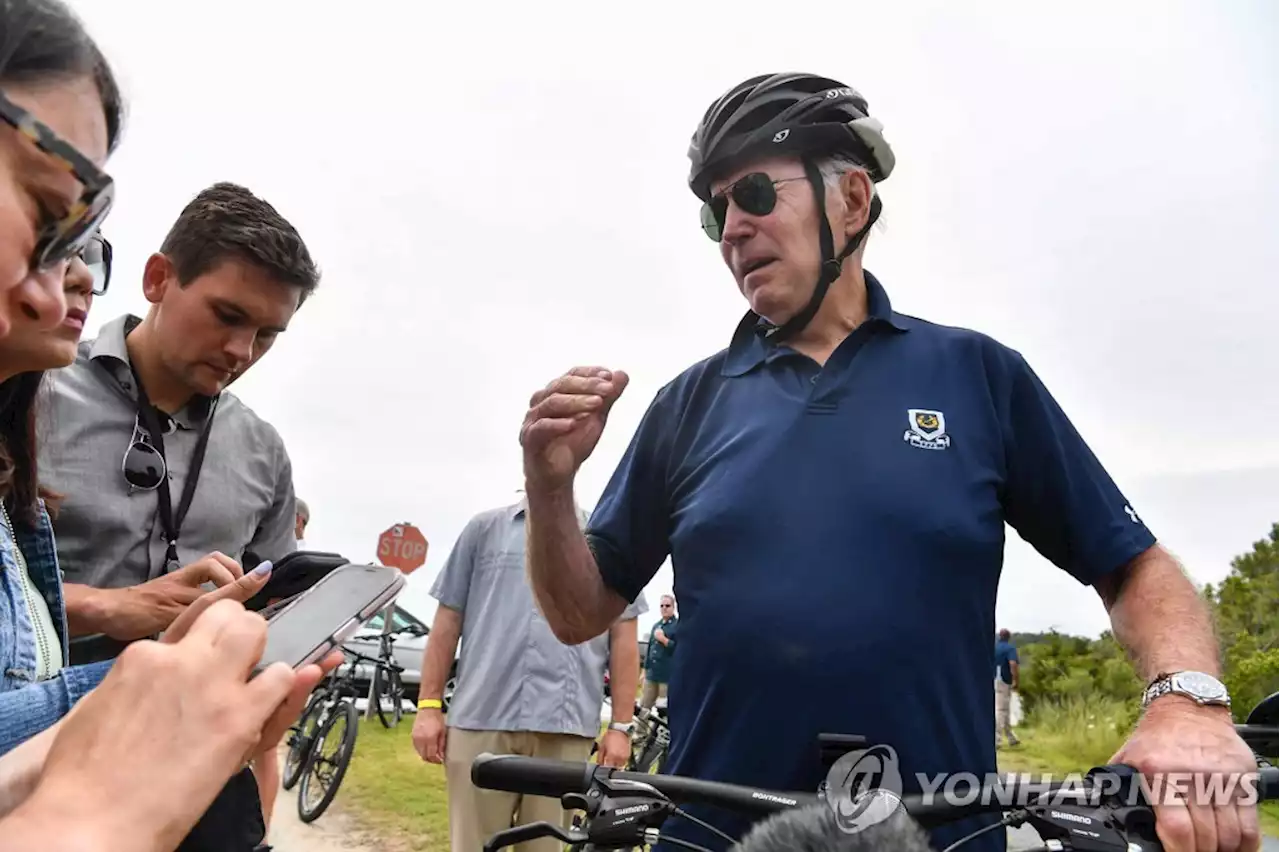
[0,0,126,152]
[0,371,61,528]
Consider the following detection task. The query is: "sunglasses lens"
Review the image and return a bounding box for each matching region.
[82,236,111,295]
[733,173,778,217]
[35,183,114,271]
[123,442,165,490]
[700,198,726,242]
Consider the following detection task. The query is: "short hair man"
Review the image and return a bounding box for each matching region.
[37,181,319,851]
[641,594,678,711]
[518,73,1257,852]
[294,497,309,546]
[994,628,1020,747]
[411,496,647,852]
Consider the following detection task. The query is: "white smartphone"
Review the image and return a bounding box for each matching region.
[253,562,405,675]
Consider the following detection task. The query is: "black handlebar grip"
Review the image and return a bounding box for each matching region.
[471,753,595,799]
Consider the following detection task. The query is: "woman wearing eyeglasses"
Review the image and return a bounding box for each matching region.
[0,3,338,849]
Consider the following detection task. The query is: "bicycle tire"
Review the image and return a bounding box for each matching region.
[297,700,359,823]
[281,692,329,791]
[373,666,403,729]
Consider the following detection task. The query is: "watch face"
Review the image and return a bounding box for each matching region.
[1176,672,1227,700]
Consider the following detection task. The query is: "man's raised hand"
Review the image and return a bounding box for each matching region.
[520,367,629,493]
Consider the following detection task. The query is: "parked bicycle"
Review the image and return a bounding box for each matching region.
[475,692,1280,852]
[280,650,378,822]
[369,627,410,728]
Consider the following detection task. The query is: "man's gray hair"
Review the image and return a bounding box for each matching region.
[815,153,887,237]
[295,497,309,521]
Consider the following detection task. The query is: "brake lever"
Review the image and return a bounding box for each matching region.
[482,820,586,852]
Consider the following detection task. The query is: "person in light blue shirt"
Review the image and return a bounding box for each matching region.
[994,628,1021,747]
[411,497,648,852]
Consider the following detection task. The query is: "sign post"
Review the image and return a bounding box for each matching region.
[366,523,429,719]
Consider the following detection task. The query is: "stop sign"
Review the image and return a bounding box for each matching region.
[377,522,428,574]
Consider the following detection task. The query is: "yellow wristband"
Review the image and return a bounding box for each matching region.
[418,698,443,710]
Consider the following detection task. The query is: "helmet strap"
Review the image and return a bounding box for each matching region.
[758,158,882,344]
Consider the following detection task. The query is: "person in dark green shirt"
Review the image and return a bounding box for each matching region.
[641,595,678,709]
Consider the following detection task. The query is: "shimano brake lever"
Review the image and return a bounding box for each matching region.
[482,820,586,852]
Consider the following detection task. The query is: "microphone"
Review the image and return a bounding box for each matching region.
[732,793,937,852]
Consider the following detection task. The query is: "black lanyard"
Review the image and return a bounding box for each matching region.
[131,368,220,571]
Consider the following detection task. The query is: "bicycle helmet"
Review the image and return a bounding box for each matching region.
[687,73,896,342]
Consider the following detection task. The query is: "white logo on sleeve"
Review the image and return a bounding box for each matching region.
[1124,505,1140,524]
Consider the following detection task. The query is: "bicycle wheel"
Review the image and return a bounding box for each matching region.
[372,666,403,729]
[297,699,359,823]
[281,692,329,791]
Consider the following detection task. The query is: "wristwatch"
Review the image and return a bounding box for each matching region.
[1141,670,1231,709]
[608,720,636,736]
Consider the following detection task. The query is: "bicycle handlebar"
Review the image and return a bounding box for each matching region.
[471,753,1280,828]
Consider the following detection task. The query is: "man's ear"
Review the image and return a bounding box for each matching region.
[140,252,176,305]
[839,169,874,240]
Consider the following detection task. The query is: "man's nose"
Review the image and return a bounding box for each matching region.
[720,200,758,247]
[11,268,69,330]
[224,328,257,364]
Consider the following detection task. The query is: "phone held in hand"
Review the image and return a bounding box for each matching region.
[253,562,405,675]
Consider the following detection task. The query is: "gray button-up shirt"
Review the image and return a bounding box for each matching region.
[36,314,298,595]
[431,499,648,738]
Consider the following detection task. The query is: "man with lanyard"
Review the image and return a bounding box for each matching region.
[37,181,319,851]
[518,73,1259,852]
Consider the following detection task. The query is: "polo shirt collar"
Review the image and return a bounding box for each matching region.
[87,313,217,428]
[721,269,909,378]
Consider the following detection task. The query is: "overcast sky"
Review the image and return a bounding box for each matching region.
[66,0,1277,639]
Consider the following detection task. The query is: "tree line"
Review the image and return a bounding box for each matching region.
[1016,523,1279,726]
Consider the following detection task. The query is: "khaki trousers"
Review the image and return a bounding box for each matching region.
[995,680,1018,745]
[444,727,596,852]
[639,677,667,710]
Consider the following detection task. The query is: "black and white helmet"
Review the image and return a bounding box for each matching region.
[687,73,894,203]
[686,73,895,343]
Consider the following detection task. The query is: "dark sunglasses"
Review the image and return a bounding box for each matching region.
[0,90,115,272]
[700,173,807,242]
[121,415,167,491]
[80,232,112,296]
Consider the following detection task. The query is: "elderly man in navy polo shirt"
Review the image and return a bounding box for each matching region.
[517,73,1258,852]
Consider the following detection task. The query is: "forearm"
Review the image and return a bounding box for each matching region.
[251,748,278,832]
[63,583,115,638]
[608,621,639,722]
[525,485,625,644]
[0,723,59,818]
[420,607,462,701]
[1098,545,1222,682]
[0,774,164,852]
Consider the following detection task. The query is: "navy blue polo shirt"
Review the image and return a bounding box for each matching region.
[585,271,1156,852]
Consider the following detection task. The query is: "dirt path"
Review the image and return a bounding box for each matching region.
[263,747,382,852]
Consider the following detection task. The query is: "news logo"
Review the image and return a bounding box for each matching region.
[825,743,905,834]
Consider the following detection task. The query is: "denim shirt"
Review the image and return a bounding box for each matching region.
[0,500,113,755]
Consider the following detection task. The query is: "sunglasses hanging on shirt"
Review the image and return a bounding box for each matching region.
[119,366,220,571]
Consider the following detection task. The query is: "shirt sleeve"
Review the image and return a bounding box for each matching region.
[619,590,649,622]
[429,512,487,612]
[585,390,676,605]
[0,660,113,756]
[243,431,299,567]
[998,349,1157,586]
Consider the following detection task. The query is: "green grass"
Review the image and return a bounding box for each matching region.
[1001,696,1279,838]
[337,717,450,852]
